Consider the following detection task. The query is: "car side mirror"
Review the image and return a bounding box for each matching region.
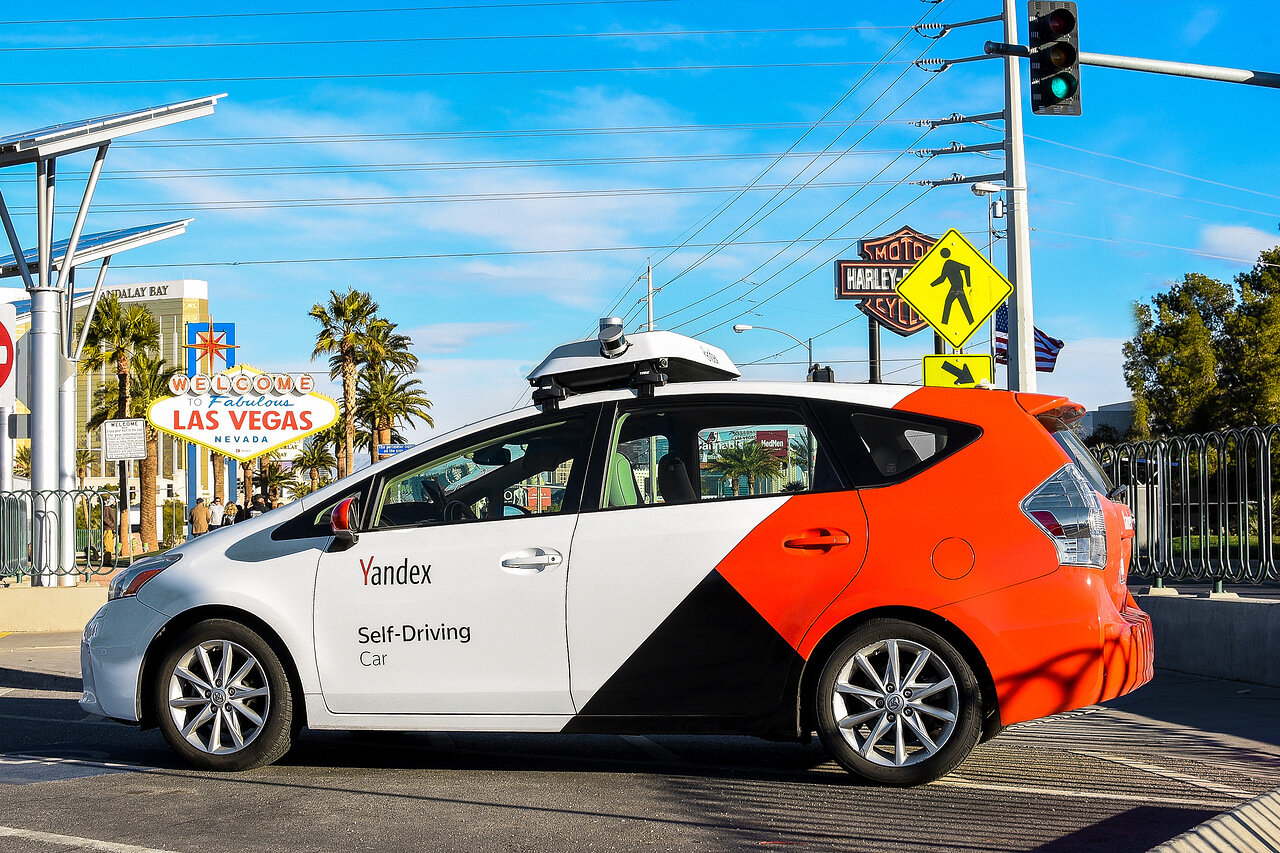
[331,496,361,546]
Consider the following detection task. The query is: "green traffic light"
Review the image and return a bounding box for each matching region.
[1048,72,1078,100]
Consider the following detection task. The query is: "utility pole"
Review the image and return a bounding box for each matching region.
[645,258,657,503]
[1002,0,1036,392]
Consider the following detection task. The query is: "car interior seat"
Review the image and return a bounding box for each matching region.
[605,452,642,507]
[657,454,698,504]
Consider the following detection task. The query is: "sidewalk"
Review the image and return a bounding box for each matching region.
[0,630,82,692]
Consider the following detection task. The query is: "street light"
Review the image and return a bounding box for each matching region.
[731,324,813,376]
[731,323,815,489]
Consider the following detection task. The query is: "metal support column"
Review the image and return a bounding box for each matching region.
[867,316,881,383]
[1002,0,1036,392]
[31,158,60,584]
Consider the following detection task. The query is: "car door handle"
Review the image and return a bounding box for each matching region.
[500,548,563,573]
[783,529,851,551]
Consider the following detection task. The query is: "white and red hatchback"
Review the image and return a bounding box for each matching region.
[82,320,1152,786]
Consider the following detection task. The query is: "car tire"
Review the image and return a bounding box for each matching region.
[815,618,982,786]
[152,619,295,771]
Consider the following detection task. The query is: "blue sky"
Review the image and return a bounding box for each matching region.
[1,0,1276,437]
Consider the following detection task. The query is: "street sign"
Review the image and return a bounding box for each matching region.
[923,354,994,389]
[894,229,1013,349]
[378,443,411,456]
[0,301,15,407]
[103,418,148,461]
[148,365,339,462]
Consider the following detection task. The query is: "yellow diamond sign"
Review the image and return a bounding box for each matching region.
[894,228,1012,348]
[923,354,994,389]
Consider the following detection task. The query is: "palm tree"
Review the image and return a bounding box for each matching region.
[357,367,433,463]
[317,421,348,479]
[88,352,180,552]
[14,443,30,478]
[79,293,160,441]
[708,442,783,496]
[211,451,226,503]
[293,438,336,494]
[241,459,255,505]
[310,289,386,478]
[257,460,296,507]
[75,448,95,491]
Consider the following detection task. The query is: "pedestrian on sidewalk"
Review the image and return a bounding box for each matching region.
[209,496,225,528]
[190,498,211,537]
[222,502,239,526]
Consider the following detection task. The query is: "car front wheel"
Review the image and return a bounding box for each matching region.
[152,619,295,771]
[815,619,982,786]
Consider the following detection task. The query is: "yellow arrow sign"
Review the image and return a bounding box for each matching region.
[923,354,994,389]
[894,228,1012,349]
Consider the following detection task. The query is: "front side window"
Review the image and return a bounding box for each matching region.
[600,401,838,509]
[373,416,589,528]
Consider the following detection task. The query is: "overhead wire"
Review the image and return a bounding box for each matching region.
[0,60,919,88]
[0,0,679,26]
[0,25,915,53]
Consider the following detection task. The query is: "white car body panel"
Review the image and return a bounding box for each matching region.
[567,498,786,708]
[314,513,577,715]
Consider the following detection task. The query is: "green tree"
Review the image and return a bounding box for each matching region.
[357,367,433,463]
[88,352,180,552]
[1123,272,1232,437]
[79,293,161,442]
[310,289,387,478]
[1221,246,1280,426]
[14,443,30,478]
[707,442,783,496]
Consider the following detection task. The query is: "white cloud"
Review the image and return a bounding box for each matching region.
[410,357,533,437]
[1033,337,1131,412]
[1200,224,1276,264]
[405,321,526,354]
[1181,8,1221,46]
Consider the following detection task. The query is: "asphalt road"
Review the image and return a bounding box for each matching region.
[1,636,1279,852]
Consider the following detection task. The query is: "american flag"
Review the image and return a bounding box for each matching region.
[993,303,1064,372]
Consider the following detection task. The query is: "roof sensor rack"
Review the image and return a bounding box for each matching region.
[527,319,739,411]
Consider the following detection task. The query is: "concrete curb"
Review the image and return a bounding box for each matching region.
[1136,593,1280,688]
[0,666,81,693]
[1150,787,1280,852]
[0,586,105,633]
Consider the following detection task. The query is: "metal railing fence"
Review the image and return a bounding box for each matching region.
[1095,425,1280,587]
[0,489,120,584]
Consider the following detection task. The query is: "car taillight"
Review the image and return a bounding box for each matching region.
[1021,464,1107,569]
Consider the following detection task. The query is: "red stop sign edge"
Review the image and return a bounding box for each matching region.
[0,318,14,391]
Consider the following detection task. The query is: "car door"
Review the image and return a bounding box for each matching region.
[314,407,600,715]
[566,396,870,722]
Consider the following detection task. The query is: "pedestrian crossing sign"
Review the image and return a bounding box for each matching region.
[894,229,1013,349]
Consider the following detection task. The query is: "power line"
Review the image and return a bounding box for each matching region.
[0,0,677,26]
[0,149,923,182]
[115,120,919,148]
[101,236,889,269]
[1031,227,1280,270]
[1030,162,1279,219]
[0,177,925,215]
[0,60,917,88]
[0,25,912,53]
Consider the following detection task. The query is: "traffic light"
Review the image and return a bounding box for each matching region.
[1027,1,1081,115]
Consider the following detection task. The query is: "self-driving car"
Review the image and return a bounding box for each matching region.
[81,319,1152,786]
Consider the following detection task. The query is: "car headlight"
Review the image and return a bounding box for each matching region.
[107,553,183,601]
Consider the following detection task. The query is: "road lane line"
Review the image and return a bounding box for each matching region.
[1073,749,1259,799]
[0,825,181,852]
[0,710,115,725]
[939,777,1242,810]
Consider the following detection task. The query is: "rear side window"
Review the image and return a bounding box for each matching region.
[811,402,980,487]
[1051,428,1114,495]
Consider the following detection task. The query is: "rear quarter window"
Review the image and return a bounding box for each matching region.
[810,401,981,487]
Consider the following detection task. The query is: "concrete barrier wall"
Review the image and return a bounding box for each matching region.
[1137,593,1280,688]
[0,587,105,633]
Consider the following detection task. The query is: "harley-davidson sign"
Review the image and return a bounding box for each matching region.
[835,225,936,336]
[147,365,339,462]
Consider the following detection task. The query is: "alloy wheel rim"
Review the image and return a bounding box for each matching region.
[167,640,271,755]
[830,638,959,768]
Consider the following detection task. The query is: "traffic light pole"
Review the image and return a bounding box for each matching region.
[986,42,1280,90]
[1002,0,1037,392]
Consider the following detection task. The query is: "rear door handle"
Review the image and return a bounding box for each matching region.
[784,529,851,551]
[500,547,563,573]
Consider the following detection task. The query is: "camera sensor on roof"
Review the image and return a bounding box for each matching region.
[598,317,629,359]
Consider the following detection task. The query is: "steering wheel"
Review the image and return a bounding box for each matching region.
[443,500,476,521]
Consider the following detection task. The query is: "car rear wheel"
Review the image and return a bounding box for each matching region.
[152,619,295,771]
[815,619,982,786]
